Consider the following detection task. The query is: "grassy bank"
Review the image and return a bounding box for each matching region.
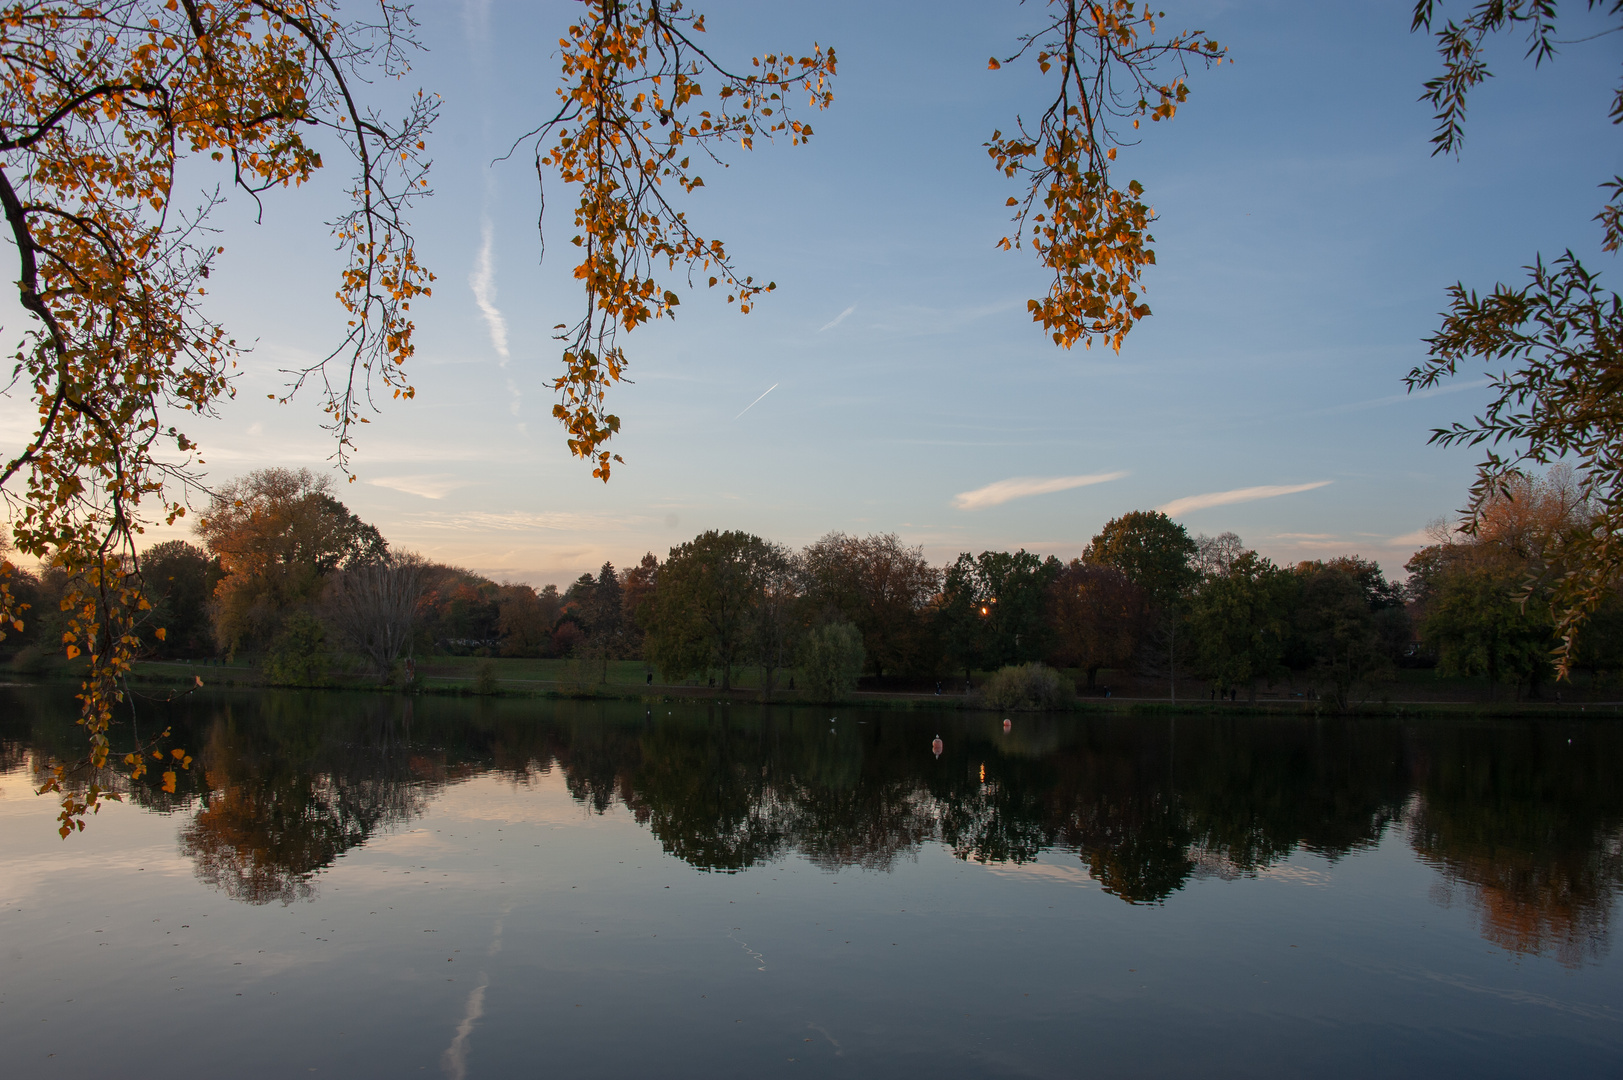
[4,651,1618,720]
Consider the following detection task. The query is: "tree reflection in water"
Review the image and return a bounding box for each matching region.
[1407,723,1623,968]
[176,695,435,904]
[3,688,1619,964]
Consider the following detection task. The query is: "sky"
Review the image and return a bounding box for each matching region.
[3,0,1619,586]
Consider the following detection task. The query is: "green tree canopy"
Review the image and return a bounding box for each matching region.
[1085,511,1198,612]
[1190,550,1293,703]
[647,529,777,690]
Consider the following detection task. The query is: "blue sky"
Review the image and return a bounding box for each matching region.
[5,0,1617,585]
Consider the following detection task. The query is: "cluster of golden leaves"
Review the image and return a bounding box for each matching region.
[525,0,834,479]
[0,0,433,833]
[987,1,1224,351]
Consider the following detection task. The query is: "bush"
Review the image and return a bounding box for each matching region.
[473,659,499,695]
[9,644,48,675]
[800,621,865,702]
[980,662,1071,712]
[263,614,333,687]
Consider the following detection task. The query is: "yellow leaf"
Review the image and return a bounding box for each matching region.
[988,57,1001,70]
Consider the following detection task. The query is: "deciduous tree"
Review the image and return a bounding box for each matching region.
[496,582,561,658]
[322,550,427,675]
[199,467,385,655]
[0,1,433,827]
[1047,559,1143,688]
[1405,0,1623,672]
[646,528,775,690]
[1291,559,1406,711]
[619,551,659,655]
[799,619,863,702]
[1189,550,1292,704]
[139,539,219,656]
[1086,510,1197,697]
[800,532,939,677]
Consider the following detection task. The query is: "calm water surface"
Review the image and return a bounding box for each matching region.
[2,686,1620,1077]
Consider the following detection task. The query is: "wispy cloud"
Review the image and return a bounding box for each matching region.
[368,474,463,500]
[1315,378,1490,416]
[1158,481,1331,517]
[735,382,778,419]
[460,0,491,44]
[409,510,650,533]
[818,305,855,332]
[1384,528,1435,548]
[470,218,509,361]
[954,472,1127,511]
[506,378,522,417]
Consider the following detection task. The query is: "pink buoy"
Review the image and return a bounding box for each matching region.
[931,735,944,759]
[1002,718,1012,733]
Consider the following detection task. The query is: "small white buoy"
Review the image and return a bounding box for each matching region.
[1002,718,1012,733]
[931,735,944,759]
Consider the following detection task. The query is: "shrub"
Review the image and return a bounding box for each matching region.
[800,621,865,702]
[263,613,332,687]
[980,662,1071,712]
[9,644,48,675]
[473,659,499,695]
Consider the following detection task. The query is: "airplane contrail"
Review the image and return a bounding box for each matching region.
[735,382,779,420]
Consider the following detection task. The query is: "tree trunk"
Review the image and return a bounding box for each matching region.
[1169,617,1177,703]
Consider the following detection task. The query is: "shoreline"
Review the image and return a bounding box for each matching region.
[9,665,1620,721]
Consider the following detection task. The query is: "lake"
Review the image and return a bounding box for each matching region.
[2,685,1620,1077]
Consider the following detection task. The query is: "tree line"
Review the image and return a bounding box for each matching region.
[8,464,1617,704]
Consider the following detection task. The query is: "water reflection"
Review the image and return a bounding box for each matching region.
[4,688,1621,966]
[1407,724,1623,967]
[177,698,434,904]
